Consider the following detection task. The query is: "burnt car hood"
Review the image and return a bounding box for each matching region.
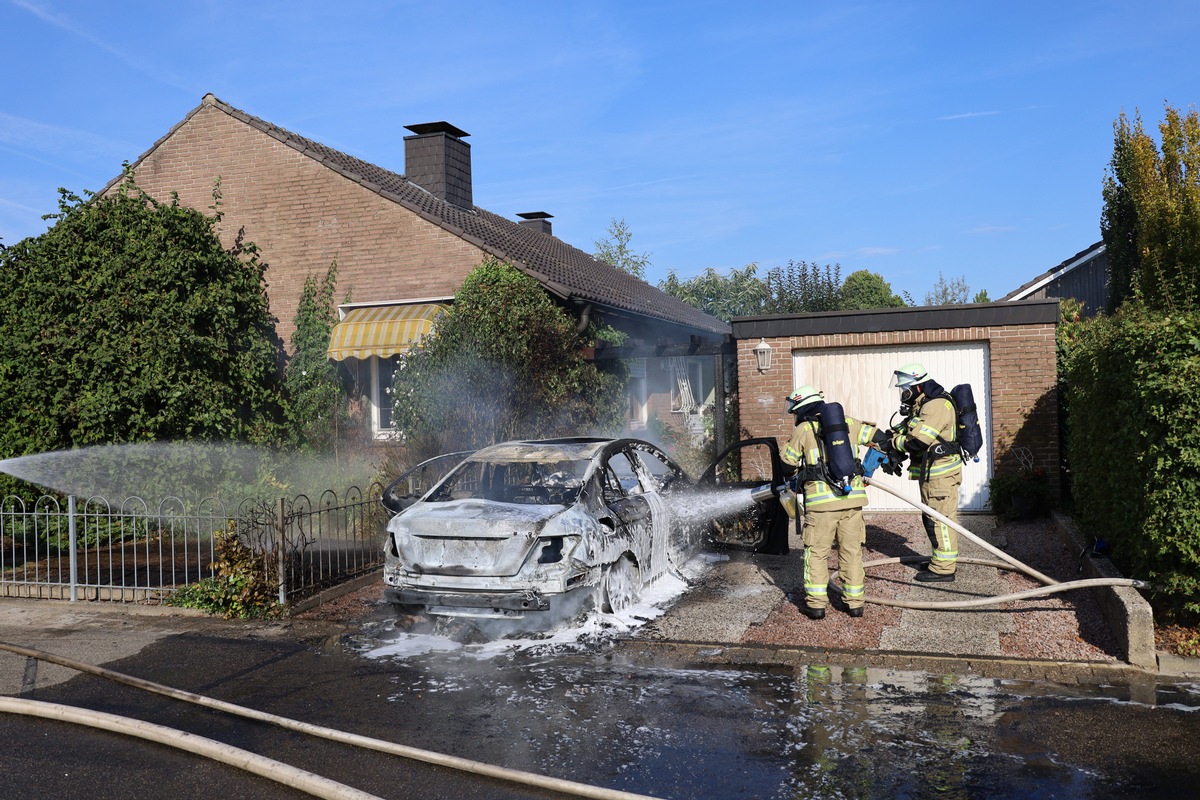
[388,499,567,577]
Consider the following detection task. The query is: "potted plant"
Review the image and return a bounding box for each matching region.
[988,447,1051,519]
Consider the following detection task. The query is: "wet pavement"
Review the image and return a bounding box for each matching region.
[3,511,1200,798]
[3,602,1200,800]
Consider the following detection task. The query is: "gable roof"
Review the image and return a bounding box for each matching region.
[115,94,729,338]
[1001,241,1105,302]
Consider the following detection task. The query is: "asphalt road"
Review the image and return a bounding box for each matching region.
[3,597,1200,800]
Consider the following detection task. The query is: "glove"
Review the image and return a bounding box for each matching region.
[881,443,905,476]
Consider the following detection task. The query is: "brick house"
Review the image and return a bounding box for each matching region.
[732,299,1060,512]
[105,94,729,440]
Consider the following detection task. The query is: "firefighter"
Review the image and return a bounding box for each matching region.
[781,385,890,619]
[888,363,963,582]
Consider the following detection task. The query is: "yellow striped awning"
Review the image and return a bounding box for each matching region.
[327,303,448,361]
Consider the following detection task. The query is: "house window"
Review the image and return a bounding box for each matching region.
[670,357,712,413]
[371,356,401,438]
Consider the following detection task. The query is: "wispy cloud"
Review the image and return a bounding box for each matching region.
[11,0,192,90]
[939,111,1002,121]
[0,113,128,164]
[858,246,900,257]
[0,196,43,214]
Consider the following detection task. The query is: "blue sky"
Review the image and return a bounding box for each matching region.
[2,1,1198,304]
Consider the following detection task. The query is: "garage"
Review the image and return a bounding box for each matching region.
[733,299,1060,514]
[791,342,991,511]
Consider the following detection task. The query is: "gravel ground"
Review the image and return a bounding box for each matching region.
[742,513,1121,662]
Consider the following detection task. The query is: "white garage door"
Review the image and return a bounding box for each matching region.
[791,343,992,512]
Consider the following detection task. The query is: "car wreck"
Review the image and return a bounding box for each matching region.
[381,437,786,627]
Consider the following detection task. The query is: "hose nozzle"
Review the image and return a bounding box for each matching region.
[750,483,781,504]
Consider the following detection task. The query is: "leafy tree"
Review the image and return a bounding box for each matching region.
[1102,113,1142,313]
[391,259,626,459]
[840,270,907,310]
[924,272,970,305]
[763,260,842,314]
[972,289,991,303]
[1101,104,1200,313]
[661,263,909,320]
[283,260,364,452]
[593,217,650,280]
[0,174,286,469]
[658,264,768,320]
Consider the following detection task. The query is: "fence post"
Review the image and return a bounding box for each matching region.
[276,497,287,606]
[68,495,78,603]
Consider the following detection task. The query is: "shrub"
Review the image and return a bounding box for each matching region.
[391,258,627,460]
[1062,306,1200,616]
[166,522,280,619]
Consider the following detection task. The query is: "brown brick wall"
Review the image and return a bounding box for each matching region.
[737,323,1060,487]
[116,104,489,348]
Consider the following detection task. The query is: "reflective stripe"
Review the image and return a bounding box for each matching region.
[842,583,865,598]
[906,454,962,480]
[806,484,868,507]
[916,422,942,440]
[932,519,957,562]
[803,549,827,596]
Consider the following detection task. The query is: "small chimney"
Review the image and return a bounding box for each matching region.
[403,122,472,209]
[517,211,553,235]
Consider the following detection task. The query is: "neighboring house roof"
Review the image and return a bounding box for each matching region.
[1001,241,1105,302]
[112,94,729,338]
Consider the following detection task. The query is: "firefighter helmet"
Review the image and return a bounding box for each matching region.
[890,362,929,389]
[786,385,823,415]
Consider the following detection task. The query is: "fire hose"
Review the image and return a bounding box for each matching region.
[0,640,662,800]
[856,478,1145,608]
[751,471,1146,610]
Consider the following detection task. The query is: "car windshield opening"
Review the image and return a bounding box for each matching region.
[427,458,590,505]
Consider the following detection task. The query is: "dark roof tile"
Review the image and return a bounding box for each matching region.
[174,96,727,336]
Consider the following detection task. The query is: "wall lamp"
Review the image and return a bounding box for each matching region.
[753,338,773,372]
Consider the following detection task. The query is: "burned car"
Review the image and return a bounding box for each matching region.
[381,437,787,624]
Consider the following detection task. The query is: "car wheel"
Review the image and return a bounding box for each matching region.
[601,555,641,614]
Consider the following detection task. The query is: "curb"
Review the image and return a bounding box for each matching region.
[617,639,1150,685]
[1050,511,1157,671]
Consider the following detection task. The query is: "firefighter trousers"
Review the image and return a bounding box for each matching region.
[801,506,866,610]
[920,472,962,575]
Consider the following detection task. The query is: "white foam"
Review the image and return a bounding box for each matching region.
[361,558,703,662]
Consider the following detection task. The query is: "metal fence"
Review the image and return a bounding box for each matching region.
[0,485,386,605]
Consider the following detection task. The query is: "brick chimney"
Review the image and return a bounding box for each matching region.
[403,122,472,210]
[517,211,553,235]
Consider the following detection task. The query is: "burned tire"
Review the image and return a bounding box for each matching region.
[601,555,641,614]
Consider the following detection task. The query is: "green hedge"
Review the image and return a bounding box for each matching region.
[1062,307,1200,616]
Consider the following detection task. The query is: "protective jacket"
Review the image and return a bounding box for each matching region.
[782,416,880,512]
[892,393,962,482]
